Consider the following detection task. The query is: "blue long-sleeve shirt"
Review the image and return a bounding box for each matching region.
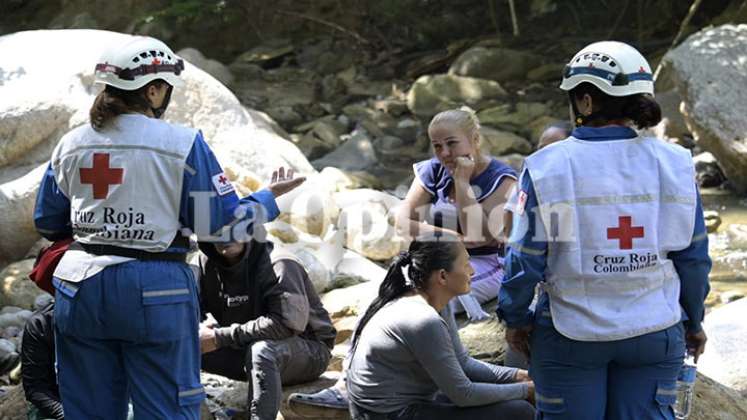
[33,131,278,247]
[497,128,711,334]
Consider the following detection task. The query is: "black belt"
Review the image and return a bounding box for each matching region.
[76,236,189,262]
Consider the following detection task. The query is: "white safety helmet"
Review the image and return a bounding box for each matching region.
[94,36,184,91]
[559,41,654,97]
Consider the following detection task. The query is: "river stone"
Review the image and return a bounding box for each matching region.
[480,127,533,156]
[0,165,46,264]
[337,201,403,262]
[177,47,234,87]
[449,47,542,83]
[698,297,747,394]
[406,74,508,118]
[203,371,343,420]
[693,152,726,188]
[0,259,42,310]
[703,210,722,233]
[665,24,747,194]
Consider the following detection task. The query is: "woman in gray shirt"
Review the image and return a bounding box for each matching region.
[346,236,535,420]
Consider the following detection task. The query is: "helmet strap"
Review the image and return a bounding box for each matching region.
[151,84,173,119]
[568,92,587,127]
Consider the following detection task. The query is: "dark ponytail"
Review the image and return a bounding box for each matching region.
[89,81,166,131]
[570,82,662,129]
[622,93,661,129]
[351,235,461,349]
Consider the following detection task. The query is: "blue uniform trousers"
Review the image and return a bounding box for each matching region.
[530,311,685,420]
[53,260,203,419]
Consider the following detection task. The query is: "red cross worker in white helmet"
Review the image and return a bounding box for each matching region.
[33,36,303,419]
[497,41,711,420]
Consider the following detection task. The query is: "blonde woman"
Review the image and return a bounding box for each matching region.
[396,108,517,320]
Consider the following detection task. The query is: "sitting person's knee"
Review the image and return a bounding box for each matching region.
[500,399,535,419]
[249,340,279,365]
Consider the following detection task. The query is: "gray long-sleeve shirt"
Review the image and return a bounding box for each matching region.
[347,294,528,413]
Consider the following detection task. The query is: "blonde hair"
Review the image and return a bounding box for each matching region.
[428,107,482,143]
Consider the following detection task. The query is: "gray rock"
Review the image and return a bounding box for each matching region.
[0,259,42,310]
[34,293,54,310]
[0,310,32,330]
[527,63,563,82]
[690,372,747,420]
[203,370,344,420]
[720,291,745,305]
[655,89,690,141]
[477,102,553,131]
[178,47,234,87]
[726,224,747,249]
[458,317,506,365]
[666,24,747,194]
[232,42,294,69]
[449,47,542,83]
[406,74,508,118]
[1,326,21,339]
[699,297,747,394]
[313,129,378,172]
[0,338,15,354]
[0,385,27,420]
[0,165,46,264]
[480,127,533,156]
[266,106,304,128]
[703,210,722,233]
[496,154,527,172]
[693,152,726,188]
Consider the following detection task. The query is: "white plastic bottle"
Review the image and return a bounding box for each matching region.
[674,354,697,419]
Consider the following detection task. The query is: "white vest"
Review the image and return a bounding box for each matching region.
[51,114,197,252]
[524,135,696,341]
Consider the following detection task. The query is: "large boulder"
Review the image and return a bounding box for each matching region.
[698,297,747,394]
[449,47,542,83]
[691,372,747,419]
[0,259,45,310]
[312,128,378,173]
[0,165,46,264]
[203,370,343,420]
[480,127,533,156]
[406,74,508,118]
[334,189,404,262]
[0,29,313,262]
[665,24,747,193]
[177,47,234,88]
[458,317,506,365]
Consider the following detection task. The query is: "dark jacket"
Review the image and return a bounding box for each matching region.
[21,302,64,420]
[197,240,336,349]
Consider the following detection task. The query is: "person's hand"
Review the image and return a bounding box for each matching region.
[525,381,536,405]
[513,369,531,383]
[506,325,533,360]
[267,167,305,198]
[453,156,475,181]
[202,313,219,328]
[199,323,218,354]
[686,329,707,363]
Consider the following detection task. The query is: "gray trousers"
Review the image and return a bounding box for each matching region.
[350,398,535,420]
[202,336,331,420]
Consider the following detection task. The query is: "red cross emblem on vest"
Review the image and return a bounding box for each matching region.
[607,216,644,250]
[218,175,228,184]
[79,153,124,199]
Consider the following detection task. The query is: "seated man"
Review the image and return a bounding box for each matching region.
[21,302,64,420]
[196,237,337,420]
